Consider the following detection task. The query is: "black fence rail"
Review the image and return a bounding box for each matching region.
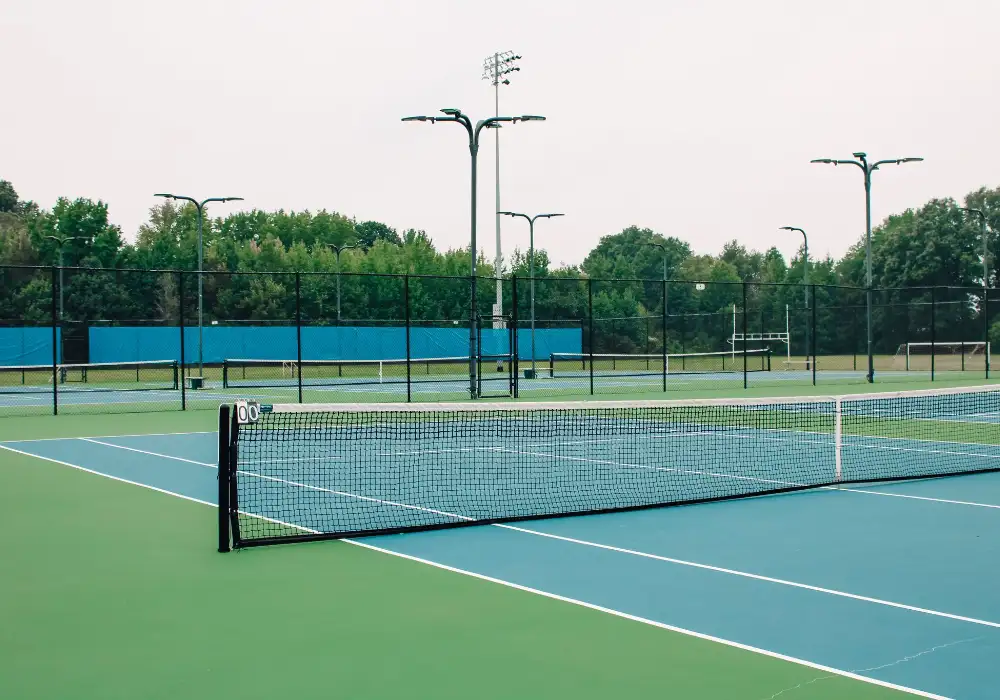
[0,264,993,415]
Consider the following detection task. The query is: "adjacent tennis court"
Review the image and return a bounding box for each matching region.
[2,383,998,699]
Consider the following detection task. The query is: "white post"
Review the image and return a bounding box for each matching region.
[785,304,791,364]
[732,303,737,359]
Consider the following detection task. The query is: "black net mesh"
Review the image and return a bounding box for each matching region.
[224,385,1000,547]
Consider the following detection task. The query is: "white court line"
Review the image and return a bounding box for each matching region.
[0,441,954,700]
[80,438,216,468]
[78,436,1000,631]
[835,488,1000,510]
[6,430,214,444]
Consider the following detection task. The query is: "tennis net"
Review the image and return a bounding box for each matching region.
[0,360,179,394]
[218,384,1000,550]
[548,348,771,378]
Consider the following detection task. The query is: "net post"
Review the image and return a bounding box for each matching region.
[511,274,519,398]
[51,265,58,416]
[218,404,231,553]
[178,271,186,409]
[834,396,843,482]
[742,282,748,390]
[811,284,817,386]
[295,272,303,403]
[661,278,667,393]
[404,275,412,403]
[588,278,594,396]
[930,286,936,382]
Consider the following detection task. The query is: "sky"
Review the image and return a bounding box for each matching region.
[2,0,998,269]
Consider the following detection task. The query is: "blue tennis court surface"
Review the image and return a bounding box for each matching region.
[3,414,999,699]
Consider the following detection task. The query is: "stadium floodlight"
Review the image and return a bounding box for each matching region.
[499,211,564,375]
[153,192,244,381]
[810,152,922,383]
[482,52,523,340]
[402,106,545,398]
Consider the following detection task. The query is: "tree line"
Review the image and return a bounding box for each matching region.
[1,178,998,356]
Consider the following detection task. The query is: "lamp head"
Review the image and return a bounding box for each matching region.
[154,193,175,199]
[440,108,461,116]
[809,159,834,164]
[852,151,867,159]
[401,115,431,122]
[518,114,545,122]
[896,157,924,164]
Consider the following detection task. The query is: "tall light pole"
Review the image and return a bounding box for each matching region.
[810,153,923,383]
[154,193,243,380]
[779,227,809,364]
[960,207,990,288]
[327,243,356,322]
[646,241,670,282]
[498,211,563,375]
[44,230,83,363]
[482,51,521,330]
[403,108,545,399]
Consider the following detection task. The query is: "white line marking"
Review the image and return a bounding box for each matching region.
[6,430,214,443]
[0,444,216,507]
[834,488,1000,509]
[344,540,952,700]
[492,525,1000,630]
[79,438,216,468]
[0,441,967,698]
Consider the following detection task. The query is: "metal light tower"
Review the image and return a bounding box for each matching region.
[810,153,922,383]
[44,228,83,364]
[779,227,809,365]
[960,207,990,288]
[498,211,563,375]
[402,108,545,398]
[482,51,521,329]
[327,243,356,321]
[154,193,244,381]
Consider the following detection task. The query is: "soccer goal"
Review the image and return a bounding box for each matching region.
[729,304,802,369]
[893,341,990,371]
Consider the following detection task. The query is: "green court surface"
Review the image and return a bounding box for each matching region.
[2,381,989,698]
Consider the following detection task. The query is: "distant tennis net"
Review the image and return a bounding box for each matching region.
[0,360,179,393]
[218,384,1000,550]
[548,348,771,378]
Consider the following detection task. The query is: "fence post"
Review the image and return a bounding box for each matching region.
[742,282,748,390]
[588,278,594,396]
[985,289,991,380]
[179,271,186,410]
[511,275,519,398]
[661,279,667,392]
[930,286,936,382]
[51,266,58,416]
[295,272,303,403]
[404,275,412,403]
[811,284,817,386]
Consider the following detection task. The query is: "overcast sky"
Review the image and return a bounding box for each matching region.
[3,0,998,268]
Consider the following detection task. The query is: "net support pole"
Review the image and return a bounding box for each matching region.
[179,271,186,410]
[404,275,412,403]
[218,405,231,553]
[811,284,817,386]
[742,283,748,390]
[662,279,668,392]
[588,278,594,396]
[834,397,843,482]
[295,272,303,403]
[930,286,936,382]
[51,265,58,416]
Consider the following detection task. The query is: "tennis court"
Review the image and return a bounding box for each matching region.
[2,383,998,699]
